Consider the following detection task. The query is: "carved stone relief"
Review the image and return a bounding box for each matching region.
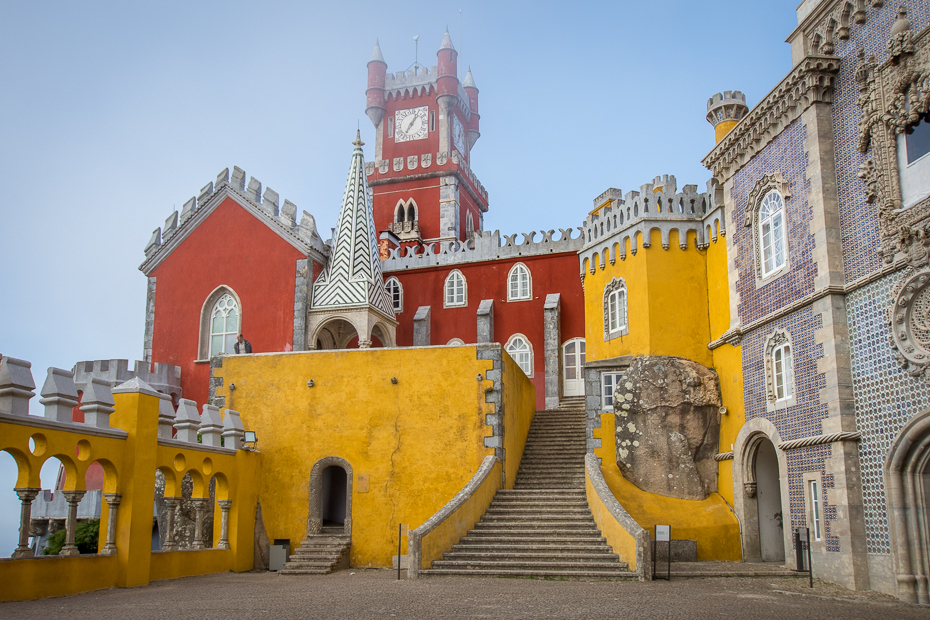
[890,223,930,379]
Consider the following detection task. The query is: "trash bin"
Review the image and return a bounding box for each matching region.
[269,539,291,571]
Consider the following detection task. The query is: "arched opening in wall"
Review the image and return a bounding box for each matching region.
[0,450,23,557]
[34,456,70,555]
[371,323,392,348]
[754,438,785,562]
[321,466,347,530]
[395,203,405,223]
[314,319,361,350]
[406,202,416,223]
[886,409,930,603]
[80,458,116,554]
[307,457,353,538]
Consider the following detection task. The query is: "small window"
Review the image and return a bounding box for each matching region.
[759,190,787,278]
[906,114,930,164]
[447,338,464,345]
[429,110,436,132]
[444,270,466,307]
[388,116,394,138]
[466,211,474,236]
[385,277,403,312]
[507,263,531,301]
[601,372,623,410]
[506,335,533,377]
[608,289,627,333]
[810,480,822,541]
[209,294,239,357]
[772,342,794,401]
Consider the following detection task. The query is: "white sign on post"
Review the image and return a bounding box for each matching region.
[655,525,670,542]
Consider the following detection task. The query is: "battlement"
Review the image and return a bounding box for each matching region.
[366,148,489,207]
[578,176,722,273]
[72,359,182,401]
[706,90,749,128]
[141,166,328,269]
[381,227,583,272]
[384,65,439,99]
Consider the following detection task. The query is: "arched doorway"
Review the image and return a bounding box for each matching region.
[321,466,347,529]
[755,439,785,562]
[562,338,585,397]
[305,457,353,538]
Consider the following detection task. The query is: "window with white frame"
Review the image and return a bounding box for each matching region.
[601,372,624,410]
[772,341,794,401]
[810,479,822,541]
[444,270,466,307]
[603,278,628,341]
[506,335,533,377]
[447,338,465,345]
[759,190,787,278]
[508,263,531,301]
[209,294,239,357]
[385,277,402,312]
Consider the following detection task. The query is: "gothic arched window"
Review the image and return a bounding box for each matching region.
[506,334,533,377]
[507,263,531,301]
[385,277,403,313]
[444,270,467,308]
[209,293,239,357]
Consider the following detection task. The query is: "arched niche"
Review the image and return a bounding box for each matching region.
[305,456,353,538]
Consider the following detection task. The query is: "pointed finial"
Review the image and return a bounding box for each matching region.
[440,27,455,51]
[370,38,385,64]
[353,129,365,147]
[464,66,477,88]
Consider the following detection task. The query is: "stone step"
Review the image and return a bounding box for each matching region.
[420,568,636,579]
[485,508,591,516]
[278,568,334,575]
[457,534,608,544]
[495,489,586,495]
[451,543,615,553]
[430,560,630,571]
[481,512,595,521]
[443,551,620,562]
[473,522,599,531]
[466,528,604,537]
[488,502,590,509]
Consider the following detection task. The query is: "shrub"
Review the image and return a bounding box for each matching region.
[42,519,100,555]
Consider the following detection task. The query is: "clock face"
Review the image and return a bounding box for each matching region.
[395,106,429,142]
[452,114,466,155]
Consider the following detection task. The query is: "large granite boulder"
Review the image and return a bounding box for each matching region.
[613,356,722,500]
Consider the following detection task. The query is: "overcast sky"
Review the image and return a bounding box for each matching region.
[0,1,798,554]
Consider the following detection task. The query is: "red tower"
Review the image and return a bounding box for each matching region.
[364,32,488,256]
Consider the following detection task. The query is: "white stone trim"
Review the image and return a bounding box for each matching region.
[198,286,242,361]
[506,262,532,302]
[443,269,467,308]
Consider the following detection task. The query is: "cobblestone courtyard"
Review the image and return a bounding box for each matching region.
[2,570,928,619]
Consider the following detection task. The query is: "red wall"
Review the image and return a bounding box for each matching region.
[387,251,585,410]
[150,198,307,406]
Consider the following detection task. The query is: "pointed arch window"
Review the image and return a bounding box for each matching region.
[207,292,239,358]
[507,263,532,301]
[603,278,628,341]
[765,329,795,406]
[444,270,467,308]
[759,190,787,277]
[506,334,533,377]
[385,277,403,313]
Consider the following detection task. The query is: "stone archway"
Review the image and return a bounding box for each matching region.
[734,418,790,564]
[306,456,353,538]
[886,408,930,604]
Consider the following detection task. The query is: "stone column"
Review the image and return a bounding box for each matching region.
[59,490,86,557]
[217,500,232,550]
[100,493,122,555]
[543,293,562,410]
[192,498,208,550]
[12,488,40,559]
[477,299,494,344]
[161,497,180,551]
[413,306,431,346]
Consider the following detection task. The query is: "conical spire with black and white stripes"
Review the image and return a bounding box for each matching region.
[311,131,394,317]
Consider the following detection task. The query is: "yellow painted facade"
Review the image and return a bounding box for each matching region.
[0,387,261,602]
[212,345,535,568]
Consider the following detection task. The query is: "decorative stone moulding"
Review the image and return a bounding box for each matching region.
[702,55,840,184]
[797,1,882,58]
[855,9,930,264]
[890,265,930,379]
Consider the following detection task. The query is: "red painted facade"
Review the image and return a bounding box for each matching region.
[149,198,311,405]
[387,251,585,410]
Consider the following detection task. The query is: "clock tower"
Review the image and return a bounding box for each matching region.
[364,31,488,255]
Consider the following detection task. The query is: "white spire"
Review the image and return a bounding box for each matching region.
[369,38,385,64]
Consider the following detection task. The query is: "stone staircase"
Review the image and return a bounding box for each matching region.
[278,533,351,575]
[421,398,636,578]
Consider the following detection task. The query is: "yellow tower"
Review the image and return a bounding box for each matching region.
[706,91,749,143]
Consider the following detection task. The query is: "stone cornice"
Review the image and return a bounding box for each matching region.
[702,55,841,184]
[708,258,908,350]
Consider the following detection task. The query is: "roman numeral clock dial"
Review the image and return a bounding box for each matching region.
[394,106,428,142]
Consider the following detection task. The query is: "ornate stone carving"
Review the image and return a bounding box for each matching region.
[763,329,792,402]
[744,481,757,498]
[890,261,930,379]
[855,9,930,263]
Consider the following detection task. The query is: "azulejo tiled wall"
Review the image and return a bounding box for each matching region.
[848,273,930,554]
[742,305,837,550]
[731,120,814,325]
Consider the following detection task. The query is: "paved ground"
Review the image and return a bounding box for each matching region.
[2,569,928,619]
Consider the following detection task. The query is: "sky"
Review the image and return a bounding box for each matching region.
[0,0,800,554]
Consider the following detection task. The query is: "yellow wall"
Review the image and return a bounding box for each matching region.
[584,229,712,366]
[0,555,119,602]
[593,410,740,561]
[213,345,535,568]
[585,471,639,571]
[501,353,535,487]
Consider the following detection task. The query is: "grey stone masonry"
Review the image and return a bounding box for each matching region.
[543,293,562,410]
[413,306,431,346]
[293,259,311,352]
[73,359,181,402]
[80,378,116,429]
[0,357,36,416]
[40,368,79,423]
[477,299,494,344]
[143,277,156,364]
[381,228,583,272]
[476,344,505,465]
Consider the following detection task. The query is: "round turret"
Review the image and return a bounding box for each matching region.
[436,29,459,116]
[366,39,387,128]
[706,91,748,143]
[464,67,480,150]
